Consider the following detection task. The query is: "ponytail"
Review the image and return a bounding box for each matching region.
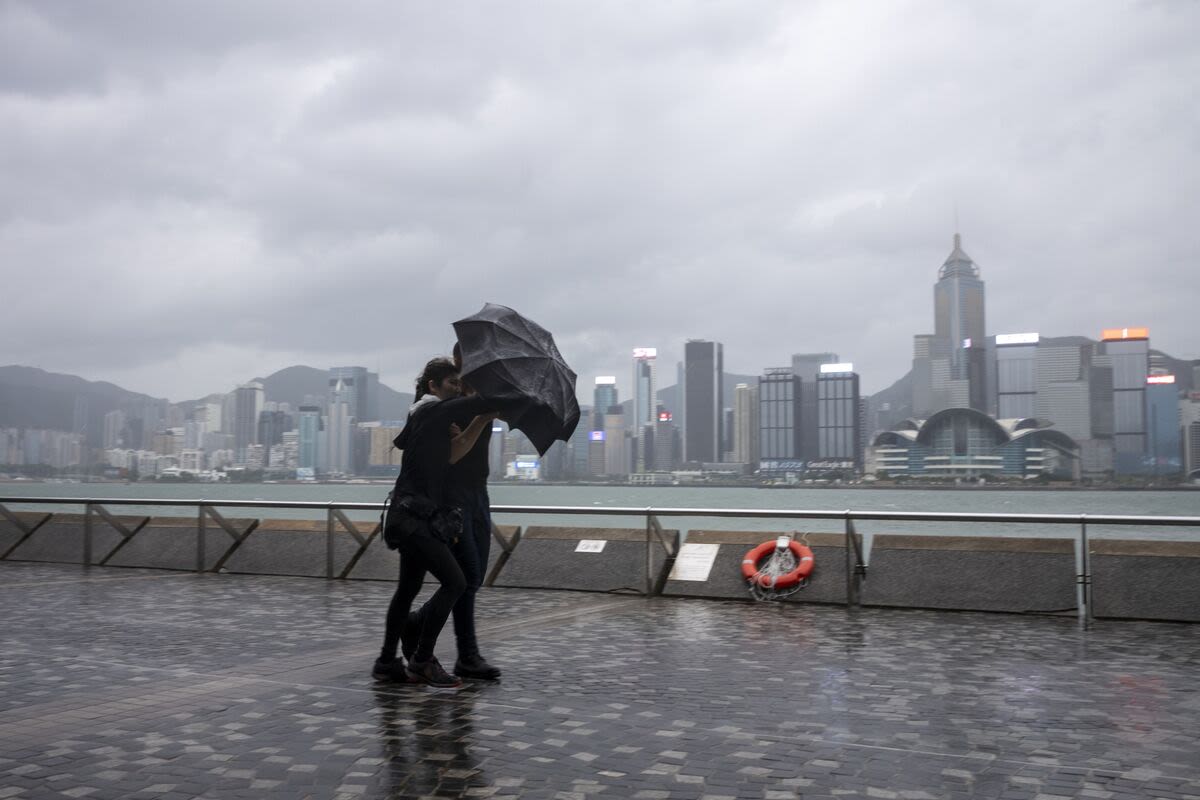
[413,357,457,401]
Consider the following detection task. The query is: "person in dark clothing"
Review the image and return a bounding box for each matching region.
[401,344,501,680]
[374,357,503,688]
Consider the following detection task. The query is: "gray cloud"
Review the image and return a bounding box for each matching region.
[1,1,1197,404]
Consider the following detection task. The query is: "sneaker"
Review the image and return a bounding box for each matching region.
[454,653,501,680]
[372,657,411,682]
[400,611,420,661]
[406,657,462,688]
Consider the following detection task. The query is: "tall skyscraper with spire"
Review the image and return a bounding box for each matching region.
[934,233,986,379]
[912,233,988,415]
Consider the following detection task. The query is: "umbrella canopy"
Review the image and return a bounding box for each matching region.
[453,303,581,456]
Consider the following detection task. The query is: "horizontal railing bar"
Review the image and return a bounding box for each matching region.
[0,496,1198,527]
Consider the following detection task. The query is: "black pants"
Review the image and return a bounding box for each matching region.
[412,488,491,658]
[382,531,466,663]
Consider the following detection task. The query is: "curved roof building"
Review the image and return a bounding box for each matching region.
[870,408,1080,480]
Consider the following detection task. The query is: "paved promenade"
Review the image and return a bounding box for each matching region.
[1,561,1198,800]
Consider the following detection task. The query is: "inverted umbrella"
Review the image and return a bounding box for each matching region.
[452,303,581,456]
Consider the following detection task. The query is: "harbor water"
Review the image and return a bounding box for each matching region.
[2,482,1198,544]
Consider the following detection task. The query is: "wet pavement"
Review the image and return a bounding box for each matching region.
[1,561,1198,800]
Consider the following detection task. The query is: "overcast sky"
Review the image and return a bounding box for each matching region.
[2,2,1197,404]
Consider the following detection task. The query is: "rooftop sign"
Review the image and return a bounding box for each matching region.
[996,333,1040,345]
[595,376,617,385]
[1146,375,1176,385]
[632,347,657,359]
[1101,327,1149,341]
[819,363,854,374]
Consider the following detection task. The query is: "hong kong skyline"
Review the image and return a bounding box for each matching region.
[1,2,1197,403]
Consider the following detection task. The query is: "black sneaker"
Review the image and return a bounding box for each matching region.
[406,657,462,688]
[400,612,420,661]
[372,657,411,682]
[454,653,501,680]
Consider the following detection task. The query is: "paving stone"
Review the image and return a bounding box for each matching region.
[1,561,1198,799]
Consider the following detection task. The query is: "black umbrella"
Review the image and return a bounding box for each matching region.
[452,303,581,456]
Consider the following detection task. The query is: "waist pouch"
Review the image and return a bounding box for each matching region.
[382,492,463,549]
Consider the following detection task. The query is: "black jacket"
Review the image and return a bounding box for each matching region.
[391,394,495,508]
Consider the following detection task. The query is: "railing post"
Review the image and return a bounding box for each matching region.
[197,504,206,572]
[645,508,652,597]
[83,502,93,566]
[844,511,866,609]
[844,511,853,608]
[326,506,335,579]
[1076,514,1092,628]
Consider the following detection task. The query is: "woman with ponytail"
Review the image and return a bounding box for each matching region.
[374,357,510,688]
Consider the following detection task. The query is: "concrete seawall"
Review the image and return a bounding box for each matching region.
[2,511,1196,622]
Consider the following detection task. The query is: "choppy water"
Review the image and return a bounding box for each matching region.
[2,481,1198,542]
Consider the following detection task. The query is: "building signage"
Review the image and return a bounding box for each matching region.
[760,459,807,471]
[595,375,617,385]
[819,363,854,374]
[589,430,606,441]
[996,332,1040,345]
[1101,327,1149,341]
[1146,375,1176,385]
[657,411,673,422]
[632,347,657,359]
[807,460,856,470]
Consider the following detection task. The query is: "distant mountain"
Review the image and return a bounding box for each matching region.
[174,365,415,421]
[256,365,328,407]
[0,365,164,448]
[5,340,1194,446]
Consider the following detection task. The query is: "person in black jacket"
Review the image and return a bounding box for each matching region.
[401,344,501,680]
[374,357,502,688]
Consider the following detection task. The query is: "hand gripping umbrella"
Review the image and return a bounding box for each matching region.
[452,303,581,456]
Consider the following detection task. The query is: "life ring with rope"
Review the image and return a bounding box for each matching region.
[740,539,815,589]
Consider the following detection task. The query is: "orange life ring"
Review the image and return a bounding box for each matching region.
[741,540,815,589]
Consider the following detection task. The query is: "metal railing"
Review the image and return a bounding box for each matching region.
[2,497,1199,626]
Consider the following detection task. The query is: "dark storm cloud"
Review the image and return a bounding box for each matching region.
[1,1,1197,402]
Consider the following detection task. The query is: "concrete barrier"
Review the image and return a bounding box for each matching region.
[861,535,1078,614]
[661,530,848,604]
[4,511,1200,623]
[1091,539,1200,622]
[489,525,679,594]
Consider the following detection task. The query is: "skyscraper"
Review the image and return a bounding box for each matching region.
[568,406,592,477]
[631,349,657,429]
[683,340,723,463]
[1098,327,1150,475]
[327,399,353,475]
[732,383,759,466]
[233,382,264,461]
[103,409,126,450]
[328,367,375,423]
[816,363,862,471]
[297,406,321,472]
[653,410,678,471]
[1145,374,1181,476]
[603,406,628,476]
[995,333,1039,419]
[913,233,988,415]
[758,368,801,475]
[593,377,618,431]
[934,234,986,381]
[1182,391,1200,479]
